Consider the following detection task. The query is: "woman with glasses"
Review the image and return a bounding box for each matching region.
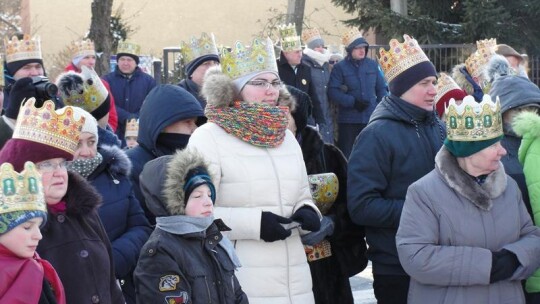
[187,38,322,304]
[0,100,125,304]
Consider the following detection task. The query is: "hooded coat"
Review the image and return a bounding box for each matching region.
[396,147,540,304]
[179,78,206,109]
[37,172,125,304]
[187,68,321,304]
[134,150,248,304]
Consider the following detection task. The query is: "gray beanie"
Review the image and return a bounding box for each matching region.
[489,75,540,114]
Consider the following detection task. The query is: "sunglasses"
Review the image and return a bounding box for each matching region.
[329,60,340,64]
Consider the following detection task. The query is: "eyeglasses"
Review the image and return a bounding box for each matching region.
[37,160,69,172]
[329,60,340,64]
[246,80,283,90]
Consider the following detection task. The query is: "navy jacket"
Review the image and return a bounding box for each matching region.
[179,78,206,109]
[347,95,445,275]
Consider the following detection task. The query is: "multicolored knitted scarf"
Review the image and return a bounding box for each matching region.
[205,101,290,147]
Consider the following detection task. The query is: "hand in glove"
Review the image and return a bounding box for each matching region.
[490,249,520,283]
[290,207,321,232]
[6,77,36,119]
[260,211,292,242]
[353,98,369,112]
[301,215,335,246]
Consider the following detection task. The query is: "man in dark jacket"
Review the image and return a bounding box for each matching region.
[126,84,205,225]
[347,34,444,304]
[328,28,387,158]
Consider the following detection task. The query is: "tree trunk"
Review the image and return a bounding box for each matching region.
[286,0,306,36]
[88,0,113,75]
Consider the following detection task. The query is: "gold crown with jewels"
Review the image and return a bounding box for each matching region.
[445,94,503,141]
[0,162,45,216]
[278,23,302,51]
[125,118,139,138]
[4,34,42,63]
[69,39,95,58]
[13,100,85,155]
[180,32,219,64]
[301,27,322,45]
[117,40,141,56]
[435,73,463,103]
[378,34,431,83]
[465,38,497,78]
[57,66,109,113]
[220,37,278,79]
[341,28,363,47]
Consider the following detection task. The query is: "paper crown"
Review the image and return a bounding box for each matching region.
[378,34,431,83]
[308,173,339,215]
[301,27,322,44]
[435,73,467,117]
[117,40,141,56]
[445,94,503,141]
[68,39,95,58]
[125,118,139,138]
[56,66,108,113]
[465,38,497,78]
[278,23,302,51]
[180,32,219,64]
[4,34,42,63]
[341,28,363,47]
[13,99,85,155]
[220,37,278,79]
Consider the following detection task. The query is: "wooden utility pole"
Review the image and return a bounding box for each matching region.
[20,0,30,34]
[286,0,305,35]
[88,0,113,75]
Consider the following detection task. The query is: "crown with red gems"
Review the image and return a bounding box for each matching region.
[4,34,42,64]
[445,94,503,141]
[465,38,497,78]
[278,23,302,51]
[341,28,363,47]
[13,100,85,155]
[301,27,322,45]
[435,73,464,104]
[117,40,141,56]
[220,37,278,79]
[180,32,219,64]
[125,118,139,138]
[68,39,95,58]
[378,34,431,83]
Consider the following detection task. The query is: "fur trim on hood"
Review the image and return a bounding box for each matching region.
[202,66,296,111]
[98,144,132,177]
[435,146,507,211]
[164,148,215,216]
[484,54,511,83]
[452,63,474,96]
[513,111,540,138]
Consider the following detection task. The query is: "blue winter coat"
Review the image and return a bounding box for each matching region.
[88,145,151,303]
[328,40,387,124]
[347,95,445,276]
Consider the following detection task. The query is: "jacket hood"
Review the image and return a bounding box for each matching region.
[139,155,173,217]
[369,95,437,126]
[346,36,369,54]
[484,54,512,83]
[489,75,540,114]
[435,146,507,211]
[512,111,540,163]
[451,63,474,96]
[201,67,295,111]
[138,84,204,155]
[93,144,132,177]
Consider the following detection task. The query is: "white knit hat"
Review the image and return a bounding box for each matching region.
[71,106,99,142]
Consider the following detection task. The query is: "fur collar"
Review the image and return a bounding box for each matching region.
[435,146,507,211]
[303,48,331,66]
[97,144,132,176]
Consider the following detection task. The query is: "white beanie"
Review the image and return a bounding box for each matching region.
[70,106,99,142]
[232,70,280,96]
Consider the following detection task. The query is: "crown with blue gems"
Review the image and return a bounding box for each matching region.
[13,99,85,155]
[0,161,46,234]
[445,94,503,141]
[220,37,278,79]
[378,34,431,83]
[278,23,302,51]
[465,38,497,78]
[117,40,141,56]
[68,39,95,58]
[180,32,219,64]
[57,65,108,113]
[4,34,42,63]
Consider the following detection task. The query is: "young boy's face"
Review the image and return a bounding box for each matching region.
[125,136,138,149]
[185,184,213,217]
[0,217,43,258]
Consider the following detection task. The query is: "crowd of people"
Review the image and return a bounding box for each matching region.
[1,22,540,304]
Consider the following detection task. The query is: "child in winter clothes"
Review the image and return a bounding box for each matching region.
[0,162,66,304]
[134,148,248,304]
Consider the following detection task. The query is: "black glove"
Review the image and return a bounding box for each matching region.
[353,98,369,112]
[290,207,321,232]
[490,249,520,283]
[6,77,35,119]
[260,211,292,242]
[301,215,335,246]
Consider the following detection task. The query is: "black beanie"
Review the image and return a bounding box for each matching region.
[389,61,437,97]
[185,54,220,78]
[91,94,111,121]
[6,59,43,76]
[117,53,139,65]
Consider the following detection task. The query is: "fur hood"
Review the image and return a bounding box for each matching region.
[96,144,132,177]
[164,148,214,216]
[513,111,540,139]
[451,63,474,96]
[201,66,295,111]
[435,146,507,211]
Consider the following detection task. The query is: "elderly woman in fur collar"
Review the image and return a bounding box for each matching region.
[187,37,322,304]
[396,95,540,304]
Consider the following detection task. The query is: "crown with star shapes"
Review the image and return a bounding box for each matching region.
[220,37,278,79]
[4,34,42,64]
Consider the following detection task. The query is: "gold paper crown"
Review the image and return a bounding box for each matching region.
[301,28,322,44]
[445,94,503,141]
[278,23,302,51]
[13,100,85,155]
[180,32,219,64]
[378,34,431,83]
[68,39,95,58]
[465,38,497,78]
[117,40,141,56]
[435,73,463,104]
[4,34,42,63]
[0,162,45,216]
[220,37,278,79]
[125,118,139,138]
[57,66,108,113]
[341,28,363,47]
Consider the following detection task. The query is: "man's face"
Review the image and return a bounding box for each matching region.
[283,50,303,66]
[13,62,44,80]
[191,60,219,86]
[400,76,437,111]
[117,56,137,74]
[351,46,367,60]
